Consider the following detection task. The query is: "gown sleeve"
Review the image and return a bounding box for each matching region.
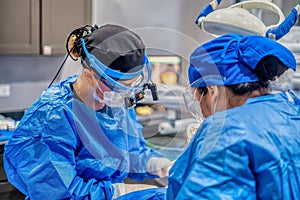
[126,107,163,181]
[4,105,114,200]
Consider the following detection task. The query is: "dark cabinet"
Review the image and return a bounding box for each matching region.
[0,0,39,54]
[0,0,91,55]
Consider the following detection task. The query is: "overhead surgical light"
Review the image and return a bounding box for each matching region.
[196,0,300,40]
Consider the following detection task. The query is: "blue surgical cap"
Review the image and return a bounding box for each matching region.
[188,34,296,88]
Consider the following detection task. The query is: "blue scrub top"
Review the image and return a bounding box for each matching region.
[3,75,161,200]
[167,91,300,199]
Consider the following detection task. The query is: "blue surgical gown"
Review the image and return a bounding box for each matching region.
[167,91,300,199]
[3,75,161,200]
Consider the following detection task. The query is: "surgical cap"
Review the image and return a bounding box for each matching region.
[188,34,296,88]
[83,24,145,74]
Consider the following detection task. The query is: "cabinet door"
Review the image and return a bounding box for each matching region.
[41,0,91,55]
[0,0,39,55]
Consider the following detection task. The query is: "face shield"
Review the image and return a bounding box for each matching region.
[81,38,157,108]
[183,86,205,123]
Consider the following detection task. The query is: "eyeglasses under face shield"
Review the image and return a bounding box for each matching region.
[80,38,158,108]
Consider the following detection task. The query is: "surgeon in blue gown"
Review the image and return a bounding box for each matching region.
[3,24,172,199]
[118,33,300,200]
[167,34,300,199]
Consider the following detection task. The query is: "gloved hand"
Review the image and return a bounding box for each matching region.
[112,183,126,199]
[146,157,175,178]
[112,183,158,199]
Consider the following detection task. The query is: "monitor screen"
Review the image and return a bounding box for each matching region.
[148,55,182,85]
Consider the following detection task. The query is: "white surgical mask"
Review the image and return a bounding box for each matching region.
[93,92,104,104]
[103,91,134,107]
[94,79,135,108]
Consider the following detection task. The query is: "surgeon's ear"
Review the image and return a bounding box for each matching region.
[82,68,94,84]
[207,86,218,98]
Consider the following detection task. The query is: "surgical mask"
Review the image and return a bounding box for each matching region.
[103,90,135,108]
[94,78,139,108]
[183,87,205,123]
[81,81,103,105]
[93,92,103,104]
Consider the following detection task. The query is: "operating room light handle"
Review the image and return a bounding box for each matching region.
[266,2,300,40]
[195,0,222,27]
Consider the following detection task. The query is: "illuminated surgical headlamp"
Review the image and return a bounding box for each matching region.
[196,0,300,40]
[80,38,158,108]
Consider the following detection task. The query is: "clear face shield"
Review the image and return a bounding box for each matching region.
[81,38,158,108]
[183,86,205,123]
